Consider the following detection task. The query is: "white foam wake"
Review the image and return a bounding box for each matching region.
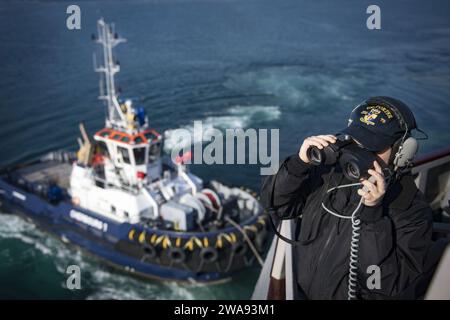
[163,105,280,152]
[224,66,358,108]
[0,213,53,255]
[0,213,199,300]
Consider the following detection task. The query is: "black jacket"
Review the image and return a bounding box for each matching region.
[261,155,434,300]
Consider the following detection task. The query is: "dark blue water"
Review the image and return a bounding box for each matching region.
[1,0,450,299]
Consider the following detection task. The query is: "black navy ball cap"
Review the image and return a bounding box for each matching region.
[340,96,416,152]
[367,96,417,130]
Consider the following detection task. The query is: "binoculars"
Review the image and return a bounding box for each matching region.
[306,135,376,181]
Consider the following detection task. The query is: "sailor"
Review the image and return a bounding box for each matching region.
[124,99,136,130]
[120,102,127,114]
[261,96,444,299]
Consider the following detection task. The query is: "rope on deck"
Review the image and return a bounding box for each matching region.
[225,216,264,267]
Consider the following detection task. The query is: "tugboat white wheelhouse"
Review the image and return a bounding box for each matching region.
[0,19,269,282]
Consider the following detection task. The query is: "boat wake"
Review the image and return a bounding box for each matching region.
[0,213,196,300]
[163,104,280,152]
[224,65,362,108]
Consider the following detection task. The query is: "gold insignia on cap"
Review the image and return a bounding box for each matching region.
[359,105,392,126]
[360,107,381,126]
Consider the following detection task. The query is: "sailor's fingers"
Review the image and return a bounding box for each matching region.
[357,188,371,201]
[360,166,386,206]
[299,135,337,163]
[307,136,331,148]
[361,179,377,194]
[373,160,383,174]
[368,168,386,194]
[357,187,380,204]
[358,187,383,206]
[303,138,326,150]
[300,136,330,162]
[316,135,337,144]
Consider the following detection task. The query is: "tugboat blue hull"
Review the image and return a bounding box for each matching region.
[0,178,267,282]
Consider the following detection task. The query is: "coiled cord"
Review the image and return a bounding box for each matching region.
[321,182,365,300]
[348,211,361,300]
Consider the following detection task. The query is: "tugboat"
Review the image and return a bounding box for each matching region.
[0,19,269,282]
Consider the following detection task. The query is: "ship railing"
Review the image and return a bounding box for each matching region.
[412,147,450,215]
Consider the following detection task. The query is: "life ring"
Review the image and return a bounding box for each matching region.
[231,241,247,256]
[142,243,157,260]
[168,247,186,264]
[200,247,218,264]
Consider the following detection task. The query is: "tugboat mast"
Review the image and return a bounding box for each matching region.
[94,18,127,130]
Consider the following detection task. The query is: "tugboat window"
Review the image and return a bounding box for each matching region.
[97,141,109,156]
[134,147,146,165]
[118,146,131,164]
[149,142,161,162]
[135,136,143,144]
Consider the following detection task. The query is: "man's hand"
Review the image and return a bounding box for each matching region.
[357,161,386,207]
[299,135,337,163]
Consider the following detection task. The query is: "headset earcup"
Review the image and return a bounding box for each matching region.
[393,137,418,168]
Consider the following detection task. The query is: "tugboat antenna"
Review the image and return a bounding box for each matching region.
[93,18,127,129]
